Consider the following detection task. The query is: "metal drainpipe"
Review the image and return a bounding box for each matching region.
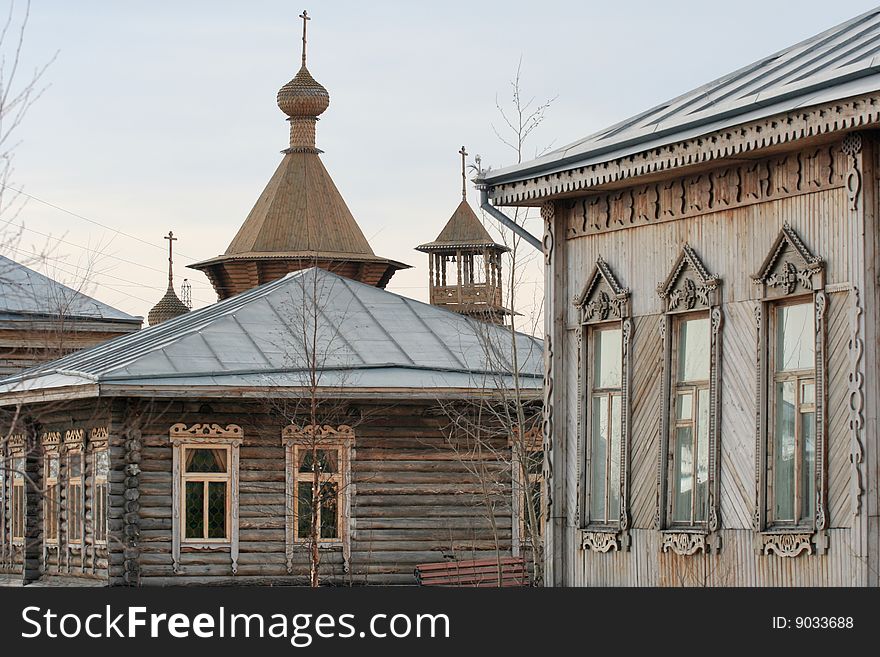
[478,186,542,251]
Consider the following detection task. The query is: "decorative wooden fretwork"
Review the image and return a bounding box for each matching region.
[760,533,814,558]
[89,426,109,447]
[40,431,61,450]
[63,428,85,450]
[541,202,556,555]
[281,424,354,574]
[655,245,723,553]
[169,422,243,575]
[574,258,632,551]
[581,530,619,553]
[847,287,865,516]
[752,226,828,556]
[661,532,708,556]
[488,95,879,206]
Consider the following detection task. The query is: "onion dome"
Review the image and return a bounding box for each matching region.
[277,66,330,118]
[148,284,190,326]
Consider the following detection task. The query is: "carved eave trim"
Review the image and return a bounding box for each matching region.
[581,530,620,553]
[759,532,815,558]
[486,93,880,205]
[573,257,631,323]
[658,244,721,312]
[281,424,355,447]
[660,531,709,556]
[169,423,243,446]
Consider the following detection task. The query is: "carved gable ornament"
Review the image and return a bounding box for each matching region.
[753,225,824,299]
[574,257,630,324]
[658,244,720,313]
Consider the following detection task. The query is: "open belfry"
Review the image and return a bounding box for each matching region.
[417,147,510,324]
[190,11,409,299]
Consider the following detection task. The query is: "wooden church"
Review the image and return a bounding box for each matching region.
[479,7,880,587]
[0,15,542,586]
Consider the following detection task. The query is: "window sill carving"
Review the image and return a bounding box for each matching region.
[580,529,620,553]
[660,530,715,556]
[758,531,817,558]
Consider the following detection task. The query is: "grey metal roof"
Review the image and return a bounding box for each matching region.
[0,255,141,324]
[0,267,542,398]
[482,7,880,187]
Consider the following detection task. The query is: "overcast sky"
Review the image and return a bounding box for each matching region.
[5,0,879,326]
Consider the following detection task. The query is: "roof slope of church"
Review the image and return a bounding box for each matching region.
[0,267,542,399]
[0,255,141,326]
[416,201,508,252]
[210,154,385,260]
[482,7,880,186]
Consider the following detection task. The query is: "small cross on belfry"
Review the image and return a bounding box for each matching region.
[300,10,311,66]
[459,146,468,201]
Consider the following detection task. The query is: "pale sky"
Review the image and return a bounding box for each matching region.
[5,0,878,330]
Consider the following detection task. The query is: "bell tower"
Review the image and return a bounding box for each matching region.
[416,147,510,324]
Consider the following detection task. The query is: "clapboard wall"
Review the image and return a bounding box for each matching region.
[546,134,877,586]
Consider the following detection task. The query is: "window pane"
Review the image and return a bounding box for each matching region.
[13,457,24,481]
[676,391,693,421]
[800,410,816,524]
[69,456,82,479]
[609,395,621,523]
[185,448,227,473]
[776,304,814,372]
[524,478,543,536]
[95,482,107,542]
[320,481,339,539]
[207,481,227,539]
[695,387,710,523]
[48,455,59,480]
[593,328,622,389]
[95,450,109,479]
[46,486,59,540]
[677,317,710,382]
[672,426,694,523]
[800,381,815,406]
[69,483,83,541]
[527,450,544,476]
[185,481,205,539]
[299,449,338,474]
[590,395,608,522]
[774,380,796,522]
[297,481,313,539]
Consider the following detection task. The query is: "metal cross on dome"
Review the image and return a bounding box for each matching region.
[164,230,177,287]
[459,146,468,201]
[300,10,311,66]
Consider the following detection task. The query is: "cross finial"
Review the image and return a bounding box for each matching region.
[164,230,178,287]
[299,10,311,66]
[459,146,468,202]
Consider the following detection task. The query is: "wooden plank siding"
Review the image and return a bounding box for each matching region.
[551,134,873,586]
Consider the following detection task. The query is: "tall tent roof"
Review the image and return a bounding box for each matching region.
[416,201,508,252]
[0,267,541,400]
[482,7,880,188]
[0,255,141,326]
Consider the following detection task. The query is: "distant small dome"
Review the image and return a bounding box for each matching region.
[148,285,189,326]
[277,65,330,118]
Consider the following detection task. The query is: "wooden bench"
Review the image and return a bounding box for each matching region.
[414,557,528,587]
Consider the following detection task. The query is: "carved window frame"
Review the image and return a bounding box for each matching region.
[9,434,25,546]
[41,432,62,549]
[282,424,354,574]
[752,225,828,557]
[656,245,723,556]
[169,423,243,575]
[63,429,86,554]
[89,427,109,548]
[574,257,632,552]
